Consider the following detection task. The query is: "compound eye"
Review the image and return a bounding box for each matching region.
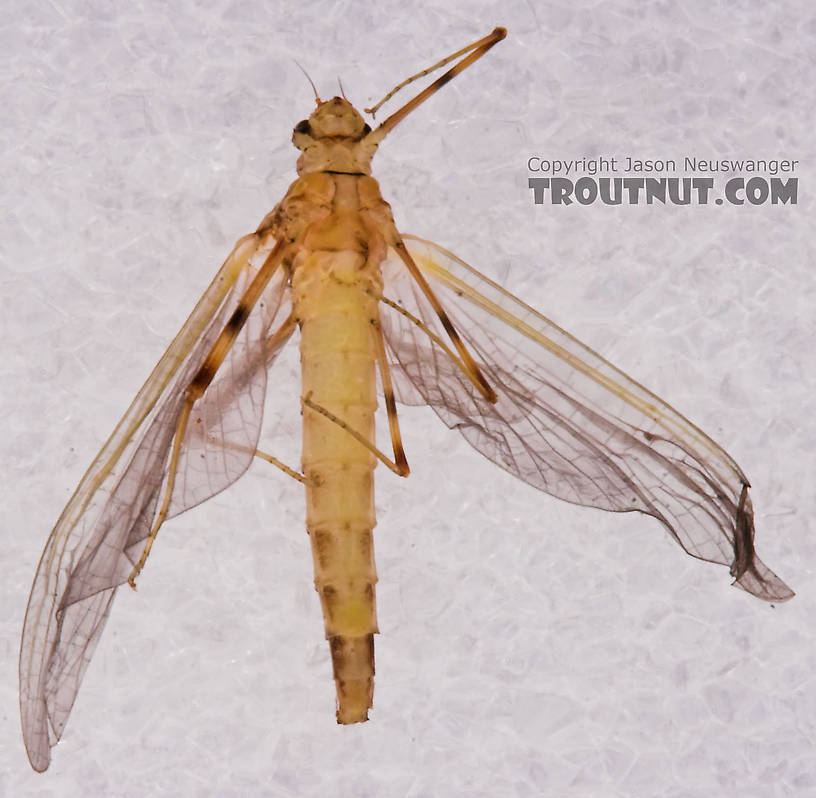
[362,123,372,135]
[294,119,312,135]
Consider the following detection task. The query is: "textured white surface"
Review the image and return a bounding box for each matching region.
[2,1,814,795]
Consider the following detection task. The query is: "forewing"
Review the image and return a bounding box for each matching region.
[20,231,293,771]
[378,235,793,603]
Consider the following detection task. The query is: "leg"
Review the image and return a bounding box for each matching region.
[371,308,410,476]
[128,242,287,586]
[389,235,496,403]
[301,393,409,477]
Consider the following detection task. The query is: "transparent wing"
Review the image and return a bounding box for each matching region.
[20,231,294,772]
[379,235,793,603]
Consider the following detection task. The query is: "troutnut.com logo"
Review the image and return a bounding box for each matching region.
[527,156,799,205]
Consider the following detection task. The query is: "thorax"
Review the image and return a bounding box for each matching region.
[268,171,394,304]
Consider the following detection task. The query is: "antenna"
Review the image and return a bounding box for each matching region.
[294,59,320,103]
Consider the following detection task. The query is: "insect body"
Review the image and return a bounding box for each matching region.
[285,111,402,723]
[20,28,792,771]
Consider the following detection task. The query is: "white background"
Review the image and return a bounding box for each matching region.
[2,1,814,796]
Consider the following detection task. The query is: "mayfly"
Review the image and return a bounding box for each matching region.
[20,27,793,772]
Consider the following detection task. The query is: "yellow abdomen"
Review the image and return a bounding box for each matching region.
[293,247,380,723]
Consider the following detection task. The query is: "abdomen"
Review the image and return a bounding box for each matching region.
[294,247,380,723]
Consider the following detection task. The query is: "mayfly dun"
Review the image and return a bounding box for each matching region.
[20,27,793,772]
